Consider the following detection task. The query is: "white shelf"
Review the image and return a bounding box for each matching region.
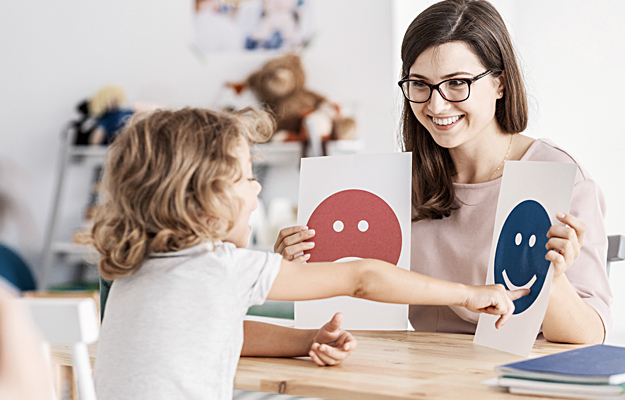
[67,145,108,163]
[51,242,98,260]
[253,140,364,167]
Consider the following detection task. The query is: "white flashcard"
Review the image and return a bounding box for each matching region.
[474,161,577,357]
[295,152,412,330]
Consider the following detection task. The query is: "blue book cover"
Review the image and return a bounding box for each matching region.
[495,344,625,385]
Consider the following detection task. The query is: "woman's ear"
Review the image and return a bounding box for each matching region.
[496,71,506,99]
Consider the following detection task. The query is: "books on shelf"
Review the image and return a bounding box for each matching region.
[486,344,625,399]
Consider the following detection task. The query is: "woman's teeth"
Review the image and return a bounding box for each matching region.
[432,116,461,126]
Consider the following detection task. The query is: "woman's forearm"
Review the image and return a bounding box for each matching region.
[542,274,605,344]
[241,320,315,357]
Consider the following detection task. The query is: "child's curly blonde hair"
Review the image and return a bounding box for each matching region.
[89,107,274,280]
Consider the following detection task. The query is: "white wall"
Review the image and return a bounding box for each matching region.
[0,0,395,281]
[1,0,623,342]
[393,0,625,344]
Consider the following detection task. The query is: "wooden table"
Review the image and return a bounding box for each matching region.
[51,331,583,400]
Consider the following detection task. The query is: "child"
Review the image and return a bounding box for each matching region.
[89,107,526,400]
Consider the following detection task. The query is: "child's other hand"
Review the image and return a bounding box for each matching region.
[546,212,586,279]
[462,285,529,329]
[309,312,357,366]
[274,226,316,263]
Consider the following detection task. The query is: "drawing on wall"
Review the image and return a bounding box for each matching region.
[494,200,551,314]
[194,0,312,53]
[474,161,577,357]
[295,152,412,330]
[305,189,402,265]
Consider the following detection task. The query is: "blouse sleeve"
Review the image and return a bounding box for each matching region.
[566,177,613,333]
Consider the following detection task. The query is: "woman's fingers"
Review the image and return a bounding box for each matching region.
[278,241,315,261]
[553,212,586,247]
[274,227,316,260]
[292,253,312,264]
[274,226,308,253]
[546,237,577,275]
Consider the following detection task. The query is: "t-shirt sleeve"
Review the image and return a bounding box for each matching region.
[232,248,282,309]
[566,177,613,333]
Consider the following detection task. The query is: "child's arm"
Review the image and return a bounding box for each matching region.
[268,259,528,328]
[241,312,356,366]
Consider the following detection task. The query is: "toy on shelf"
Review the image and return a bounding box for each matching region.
[88,85,134,145]
[243,53,356,156]
[70,100,98,146]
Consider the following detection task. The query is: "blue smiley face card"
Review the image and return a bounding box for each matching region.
[474,161,577,357]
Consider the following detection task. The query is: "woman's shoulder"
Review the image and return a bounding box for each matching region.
[521,138,593,182]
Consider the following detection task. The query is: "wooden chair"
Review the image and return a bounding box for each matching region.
[22,297,99,400]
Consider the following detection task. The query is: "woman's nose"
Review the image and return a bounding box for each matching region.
[427,89,451,114]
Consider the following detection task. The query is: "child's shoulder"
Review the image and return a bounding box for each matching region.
[146,241,280,272]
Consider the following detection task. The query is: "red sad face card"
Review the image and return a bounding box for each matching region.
[305,189,402,265]
[295,153,411,330]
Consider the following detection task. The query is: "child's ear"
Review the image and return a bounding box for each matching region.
[203,215,230,239]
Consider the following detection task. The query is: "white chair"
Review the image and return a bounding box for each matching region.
[22,297,99,400]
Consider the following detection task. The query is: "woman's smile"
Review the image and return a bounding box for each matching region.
[430,115,464,130]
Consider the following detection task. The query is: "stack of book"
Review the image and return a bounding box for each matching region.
[488,344,625,399]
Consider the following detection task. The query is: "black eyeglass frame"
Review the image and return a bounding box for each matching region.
[398,69,499,104]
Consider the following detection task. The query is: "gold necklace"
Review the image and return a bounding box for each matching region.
[489,134,514,181]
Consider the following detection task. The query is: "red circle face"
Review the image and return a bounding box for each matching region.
[305,189,402,265]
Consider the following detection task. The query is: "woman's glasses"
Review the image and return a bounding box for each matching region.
[398,70,497,103]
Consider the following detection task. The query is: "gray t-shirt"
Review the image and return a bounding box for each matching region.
[94,241,282,400]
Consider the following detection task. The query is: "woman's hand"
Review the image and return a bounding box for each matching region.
[308,312,357,366]
[274,226,316,263]
[546,213,586,279]
[462,285,529,329]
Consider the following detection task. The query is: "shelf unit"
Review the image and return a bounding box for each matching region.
[39,126,106,290]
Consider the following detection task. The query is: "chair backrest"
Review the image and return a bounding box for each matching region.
[22,297,99,400]
[607,234,625,277]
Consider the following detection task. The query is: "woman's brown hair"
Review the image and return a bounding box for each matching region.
[88,107,274,280]
[400,0,528,221]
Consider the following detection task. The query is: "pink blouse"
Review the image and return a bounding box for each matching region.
[409,139,613,334]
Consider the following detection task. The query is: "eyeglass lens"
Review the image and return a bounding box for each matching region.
[402,80,470,103]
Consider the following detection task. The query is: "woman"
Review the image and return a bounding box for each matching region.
[275,0,611,344]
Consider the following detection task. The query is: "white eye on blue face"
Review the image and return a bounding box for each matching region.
[515,233,522,245]
[529,234,536,247]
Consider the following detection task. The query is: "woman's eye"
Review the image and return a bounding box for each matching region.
[448,80,467,88]
[410,80,428,88]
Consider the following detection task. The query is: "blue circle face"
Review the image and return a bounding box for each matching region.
[494,200,551,314]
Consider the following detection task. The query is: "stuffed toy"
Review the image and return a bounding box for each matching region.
[88,85,134,145]
[245,53,356,155]
[70,100,98,146]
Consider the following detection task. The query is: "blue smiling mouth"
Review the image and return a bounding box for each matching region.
[502,269,537,290]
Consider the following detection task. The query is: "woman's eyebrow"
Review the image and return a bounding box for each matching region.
[408,71,473,80]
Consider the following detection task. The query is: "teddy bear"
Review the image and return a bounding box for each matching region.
[245,53,356,156]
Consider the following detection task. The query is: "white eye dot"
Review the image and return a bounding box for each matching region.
[515,233,522,246]
[529,234,536,247]
[358,220,369,232]
[333,220,344,232]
